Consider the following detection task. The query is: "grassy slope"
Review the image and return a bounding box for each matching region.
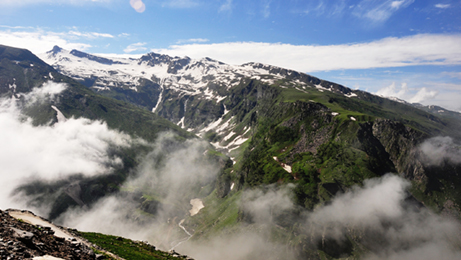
[79,232,178,260]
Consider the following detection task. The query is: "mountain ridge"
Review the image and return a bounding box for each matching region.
[38,46,461,154]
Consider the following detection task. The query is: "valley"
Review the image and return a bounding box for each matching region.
[1,44,461,259]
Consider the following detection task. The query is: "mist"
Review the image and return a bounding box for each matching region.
[0,81,134,215]
[57,132,221,249]
[306,174,461,259]
[419,136,461,166]
[2,82,461,259]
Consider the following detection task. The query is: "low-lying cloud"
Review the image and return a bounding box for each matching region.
[176,174,461,259]
[419,136,461,166]
[2,83,461,259]
[56,132,221,249]
[0,81,133,212]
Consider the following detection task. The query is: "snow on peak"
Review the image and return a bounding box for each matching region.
[39,46,303,99]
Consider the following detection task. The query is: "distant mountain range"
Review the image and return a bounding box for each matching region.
[38,46,461,152]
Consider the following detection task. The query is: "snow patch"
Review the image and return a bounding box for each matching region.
[282,163,292,173]
[344,92,357,98]
[51,105,67,123]
[189,198,204,216]
[350,116,357,121]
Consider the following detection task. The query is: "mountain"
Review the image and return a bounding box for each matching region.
[39,46,461,151]
[1,44,461,259]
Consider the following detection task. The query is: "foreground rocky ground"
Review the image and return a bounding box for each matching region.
[0,209,96,259]
[0,209,195,260]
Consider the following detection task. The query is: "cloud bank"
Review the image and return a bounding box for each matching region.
[0,81,133,213]
[2,82,460,259]
[56,132,221,248]
[153,34,461,72]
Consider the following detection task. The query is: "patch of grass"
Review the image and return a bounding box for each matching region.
[80,232,177,260]
[186,190,242,240]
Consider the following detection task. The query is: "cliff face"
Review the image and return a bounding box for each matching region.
[220,91,460,214]
[371,119,427,182]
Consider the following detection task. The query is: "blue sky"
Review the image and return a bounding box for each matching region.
[0,0,460,111]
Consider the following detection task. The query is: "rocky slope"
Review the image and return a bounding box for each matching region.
[0,209,96,260]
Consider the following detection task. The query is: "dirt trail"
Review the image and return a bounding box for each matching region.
[9,210,75,240]
[8,209,124,260]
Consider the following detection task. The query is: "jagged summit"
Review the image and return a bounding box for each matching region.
[39,46,359,99]
[50,45,63,54]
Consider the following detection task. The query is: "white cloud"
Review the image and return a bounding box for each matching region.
[375,82,438,104]
[0,30,91,53]
[57,133,221,248]
[307,174,461,259]
[309,175,410,230]
[0,81,133,211]
[130,0,146,13]
[68,30,114,39]
[0,28,118,53]
[408,87,438,103]
[124,42,147,53]
[175,38,209,44]
[419,136,461,166]
[390,0,405,9]
[435,3,451,9]
[152,34,461,72]
[162,0,199,8]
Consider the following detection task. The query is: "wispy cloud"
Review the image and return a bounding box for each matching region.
[68,30,114,39]
[261,0,272,18]
[162,0,199,8]
[175,38,209,44]
[219,0,233,13]
[352,0,414,23]
[0,0,114,7]
[442,71,461,79]
[435,3,451,9]
[124,42,147,53]
[152,34,461,72]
